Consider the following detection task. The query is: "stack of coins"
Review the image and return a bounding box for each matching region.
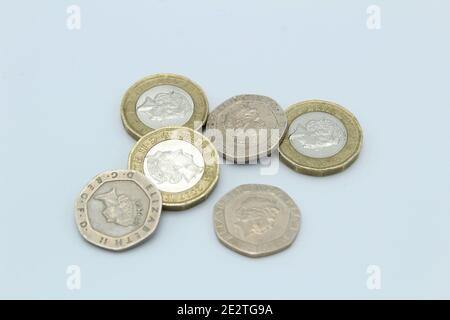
[75,73,363,256]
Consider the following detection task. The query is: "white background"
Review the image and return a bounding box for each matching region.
[1,0,449,299]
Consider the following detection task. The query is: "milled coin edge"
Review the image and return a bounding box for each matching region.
[120,73,209,140]
[279,99,363,176]
[128,126,220,211]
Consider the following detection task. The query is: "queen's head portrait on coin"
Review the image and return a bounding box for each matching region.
[206,94,287,163]
[279,100,363,176]
[214,184,301,257]
[128,126,219,210]
[121,74,209,139]
[74,170,162,251]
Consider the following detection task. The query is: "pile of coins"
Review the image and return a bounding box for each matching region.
[75,73,363,257]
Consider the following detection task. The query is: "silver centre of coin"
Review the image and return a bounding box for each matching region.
[289,111,347,158]
[143,139,205,193]
[136,85,194,129]
[86,180,149,238]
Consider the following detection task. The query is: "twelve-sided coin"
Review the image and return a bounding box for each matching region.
[121,73,209,139]
[206,94,287,163]
[279,100,363,176]
[214,184,301,257]
[75,170,162,251]
[128,126,220,210]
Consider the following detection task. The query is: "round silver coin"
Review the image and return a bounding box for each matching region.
[136,84,195,129]
[205,95,287,163]
[214,184,301,257]
[143,139,206,193]
[289,111,348,158]
[75,170,162,251]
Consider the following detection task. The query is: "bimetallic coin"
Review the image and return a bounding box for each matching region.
[214,184,301,257]
[128,126,220,210]
[279,100,363,176]
[75,170,162,251]
[121,74,209,139]
[206,94,287,163]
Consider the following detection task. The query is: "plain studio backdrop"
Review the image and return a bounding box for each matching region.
[0,0,449,299]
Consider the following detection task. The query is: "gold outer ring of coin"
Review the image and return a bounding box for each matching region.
[128,126,220,210]
[120,73,209,140]
[279,100,363,176]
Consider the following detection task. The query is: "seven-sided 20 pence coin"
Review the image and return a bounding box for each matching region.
[128,126,220,210]
[214,184,301,257]
[75,170,162,251]
[279,100,363,176]
[206,94,287,163]
[121,73,209,140]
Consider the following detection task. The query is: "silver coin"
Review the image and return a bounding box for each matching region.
[214,184,301,257]
[143,139,206,193]
[289,111,348,158]
[136,84,195,129]
[205,95,287,163]
[75,170,162,251]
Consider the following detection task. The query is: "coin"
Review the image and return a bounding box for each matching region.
[214,184,300,257]
[128,126,220,210]
[121,73,209,140]
[205,94,287,163]
[75,170,162,251]
[279,100,363,176]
